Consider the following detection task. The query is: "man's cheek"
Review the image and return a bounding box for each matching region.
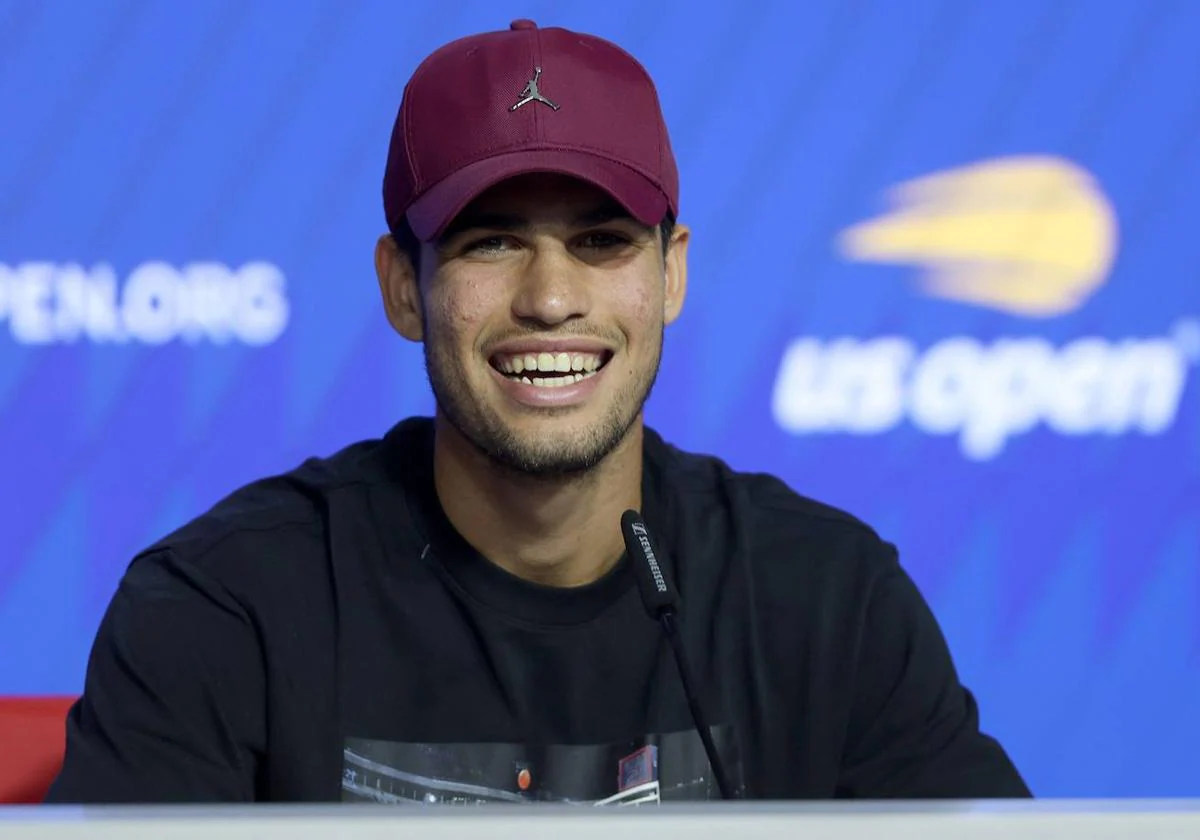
[615,284,658,331]
[432,286,503,330]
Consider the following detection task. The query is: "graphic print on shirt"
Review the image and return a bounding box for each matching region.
[342,727,741,804]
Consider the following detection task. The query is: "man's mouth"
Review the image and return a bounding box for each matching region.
[489,351,612,389]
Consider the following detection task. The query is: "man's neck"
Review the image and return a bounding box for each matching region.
[432,417,643,588]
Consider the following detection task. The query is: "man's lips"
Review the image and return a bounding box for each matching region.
[488,356,608,407]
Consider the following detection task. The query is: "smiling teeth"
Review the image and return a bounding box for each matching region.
[496,352,603,375]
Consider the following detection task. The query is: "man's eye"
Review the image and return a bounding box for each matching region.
[465,236,511,254]
[579,232,630,249]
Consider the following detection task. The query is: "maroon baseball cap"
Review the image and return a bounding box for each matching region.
[383,20,679,242]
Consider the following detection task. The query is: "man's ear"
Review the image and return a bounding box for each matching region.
[663,223,690,326]
[375,234,424,342]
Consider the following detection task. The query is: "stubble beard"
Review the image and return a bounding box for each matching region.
[424,331,663,480]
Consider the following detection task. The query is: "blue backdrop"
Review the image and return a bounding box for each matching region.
[1,0,1198,798]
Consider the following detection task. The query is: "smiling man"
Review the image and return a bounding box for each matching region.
[47,21,1029,804]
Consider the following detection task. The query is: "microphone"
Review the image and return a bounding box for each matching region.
[620,510,736,800]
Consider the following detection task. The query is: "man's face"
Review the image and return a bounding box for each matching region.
[408,173,687,477]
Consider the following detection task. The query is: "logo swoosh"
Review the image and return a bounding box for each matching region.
[837,156,1118,317]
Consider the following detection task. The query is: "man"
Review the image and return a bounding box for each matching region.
[47,20,1029,803]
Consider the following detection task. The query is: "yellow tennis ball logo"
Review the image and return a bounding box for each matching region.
[837,156,1118,317]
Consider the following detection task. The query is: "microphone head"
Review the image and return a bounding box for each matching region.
[621,509,678,618]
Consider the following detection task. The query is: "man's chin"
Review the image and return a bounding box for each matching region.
[483,416,634,477]
[483,440,603,478]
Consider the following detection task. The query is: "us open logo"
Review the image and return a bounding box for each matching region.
[772,155,1198,460]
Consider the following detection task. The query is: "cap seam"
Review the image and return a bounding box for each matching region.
[418,137,665,178]
[401,79,421,200]
[531,27,544,142]
[655,97,665,198]
[411,142,666,199]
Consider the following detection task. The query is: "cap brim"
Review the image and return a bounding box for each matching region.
[405,149,670,242]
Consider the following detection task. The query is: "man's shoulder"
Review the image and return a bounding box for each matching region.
[648,429,874,529]
[646,429,892,572]
[140,419,427,577]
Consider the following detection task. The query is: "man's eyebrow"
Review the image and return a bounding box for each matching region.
[571,204,640,228]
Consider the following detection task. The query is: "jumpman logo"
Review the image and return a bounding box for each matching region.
[510,67,559,112]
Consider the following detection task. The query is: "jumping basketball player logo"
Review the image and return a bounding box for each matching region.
[510,67,559,111]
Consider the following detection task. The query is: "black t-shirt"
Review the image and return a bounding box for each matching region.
[46,418,1030,803]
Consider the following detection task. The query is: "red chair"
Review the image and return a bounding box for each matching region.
[0,697,76,804]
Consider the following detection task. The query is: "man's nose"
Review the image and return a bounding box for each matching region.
[510,244,590,327]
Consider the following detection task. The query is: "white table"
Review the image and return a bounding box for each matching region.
[2,800,1199,839]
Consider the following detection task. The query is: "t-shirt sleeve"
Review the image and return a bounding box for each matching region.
[836,541,1032,799]
[44,549,265,803]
